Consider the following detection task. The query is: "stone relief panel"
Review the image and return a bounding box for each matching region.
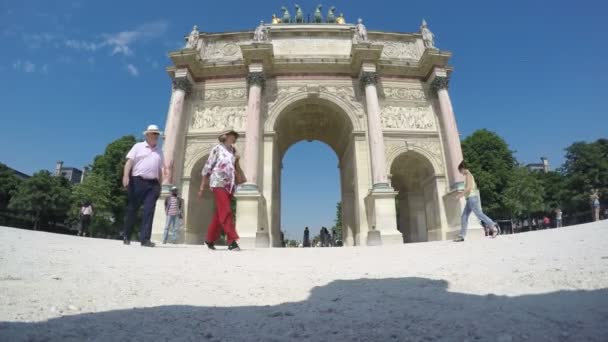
[382,87,427,102]
[381,106,436,130]
[202,40,246,60]
[272,38,351,57]
[200,87,246,101]
[190,105,247,131]
[375,41,421,60]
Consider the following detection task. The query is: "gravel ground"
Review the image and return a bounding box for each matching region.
[1,221,607,342]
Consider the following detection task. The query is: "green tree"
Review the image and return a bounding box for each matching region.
[561,139,608,212]
[503,167,545,220]
[9,171,72,230]
[287,239,298,247]
[332,202,342,240]
[89,135,137,234]
[461,129,517,218]
[71,172,114,237]
[535,170,567,212]
[0,163,22,210]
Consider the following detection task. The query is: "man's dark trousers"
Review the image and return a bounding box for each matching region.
[123,176,160,241]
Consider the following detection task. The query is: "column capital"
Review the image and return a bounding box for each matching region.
[246,72,266,89]
[171,68,193,96]
[430,76,449,93]
[359,71,378,87]
[172,78,193,94]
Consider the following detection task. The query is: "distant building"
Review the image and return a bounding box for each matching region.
[526,157,549,173]
[55,161,83,184]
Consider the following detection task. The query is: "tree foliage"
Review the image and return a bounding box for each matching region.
[503,167,545,219]
[0,163,22,210]
[9,171,72,229]
[461,129,516,218]
[332,202,342,240]
[561,139,608,212]
[88,135,137,235]
[70,172,114,236]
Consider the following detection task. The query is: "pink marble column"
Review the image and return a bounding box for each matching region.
[360,72,389,189]
[242,72,265,190]
[162,76,191,186]
[432,76,464,188]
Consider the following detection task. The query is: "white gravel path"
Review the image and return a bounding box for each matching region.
[1,221,607,341]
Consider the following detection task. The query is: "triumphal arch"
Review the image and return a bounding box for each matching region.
[151,9,471,247]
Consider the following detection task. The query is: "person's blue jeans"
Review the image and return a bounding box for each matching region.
[460,196,495,238]
[163,215,178,243]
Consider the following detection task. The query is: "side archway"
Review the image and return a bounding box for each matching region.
[390,151,441,243]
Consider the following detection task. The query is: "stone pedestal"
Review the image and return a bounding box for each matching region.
[235,188,263,249]
[365,189,402,245]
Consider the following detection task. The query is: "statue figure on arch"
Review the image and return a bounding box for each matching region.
[420,19,435,49]
[354,18,368,42]
[253,21,269,42]
[186,25,200,49]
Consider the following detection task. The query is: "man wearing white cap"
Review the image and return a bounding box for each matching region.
[121,124,163,247]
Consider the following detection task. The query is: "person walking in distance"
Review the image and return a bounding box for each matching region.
[198,129,246,251]
[590,189,600,222]
[79,200,93,237]
[555,208,563,228]
[454,161,499,242]
[122,124,163,247]
[163,186,183,244]
[303,227,311,247]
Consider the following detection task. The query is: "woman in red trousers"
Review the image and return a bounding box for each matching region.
[198,129,245,251]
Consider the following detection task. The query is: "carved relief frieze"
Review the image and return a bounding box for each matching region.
[200,88,247,101]
[382,87,427,102]
[190,105,247,131]
[381,106,436,130]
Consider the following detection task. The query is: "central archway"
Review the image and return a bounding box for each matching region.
[267,96,360,246]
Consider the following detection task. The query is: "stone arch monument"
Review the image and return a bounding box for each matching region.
[151,15,473,247]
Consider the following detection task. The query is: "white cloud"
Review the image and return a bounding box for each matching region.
[41,64,49,74]
[126,64,138,77]
[24,61,36,73]
[13,60,37,73]
[65,39,99,51]
[102,20,168,56]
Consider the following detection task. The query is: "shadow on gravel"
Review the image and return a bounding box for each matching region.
[1,277,607,342]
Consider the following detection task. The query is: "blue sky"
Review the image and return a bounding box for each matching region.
[1,0,606,239]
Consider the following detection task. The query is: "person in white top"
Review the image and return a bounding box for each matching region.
[78,200,93,237]
[121,124,163,247]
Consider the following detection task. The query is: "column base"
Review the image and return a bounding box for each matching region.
[235,187,264,249]
[365,189,403,246]
[255,231,270,248]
